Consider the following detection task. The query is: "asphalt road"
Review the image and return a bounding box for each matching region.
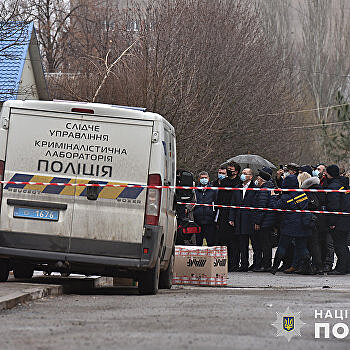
[1,278,349,350]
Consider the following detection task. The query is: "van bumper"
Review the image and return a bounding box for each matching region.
[0,225,162,270]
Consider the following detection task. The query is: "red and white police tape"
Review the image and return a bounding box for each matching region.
[0,181,349,193]
[176,202,350,216]
[2,180,348,215]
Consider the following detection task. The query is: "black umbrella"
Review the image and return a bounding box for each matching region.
[225,154,276,173]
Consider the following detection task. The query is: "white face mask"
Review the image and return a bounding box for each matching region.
[200,178,209,186]
[254,180,259,187]
[283,172,290,179]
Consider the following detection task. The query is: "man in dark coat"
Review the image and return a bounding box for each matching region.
[314,163,334,272]
[228,168,257,272]
[253,169,276,271]
[270,175,312,275]
[193,171,217,246]
[212,165,227,187]
[301,176,323,274]
[325,165,350,275]
[216,161,242,271]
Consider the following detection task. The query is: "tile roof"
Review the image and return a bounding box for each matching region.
[0,22,33,101]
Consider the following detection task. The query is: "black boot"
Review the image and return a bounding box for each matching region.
[270,255,282,275]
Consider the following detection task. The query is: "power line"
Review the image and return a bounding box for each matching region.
[290,119,350,130]
[284,66,350,78]
[257,103,350,117]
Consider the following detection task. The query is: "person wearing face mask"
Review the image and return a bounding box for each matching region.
[313,163,335,273]
[193,171,218,246]
[324,165,350,275]
[216,161,242,271]
[314,163,327,187]
[252,169,276,272]
[228,168,257,272]
[212,166,227,187]
[284,163,299,178]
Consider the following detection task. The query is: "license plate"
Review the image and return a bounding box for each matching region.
[13,207,59,221]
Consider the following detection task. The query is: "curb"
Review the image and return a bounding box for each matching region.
[0,275,127,311]
[0,284,63,311]
[27,276,115,293]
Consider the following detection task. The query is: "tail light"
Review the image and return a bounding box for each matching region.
[145,174,162,226]
[0,160,4,210]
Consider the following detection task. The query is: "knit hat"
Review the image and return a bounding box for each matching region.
[257,170,271,181]
[261,167,273,176]
[282,174,299,189]
[326,164,340,178]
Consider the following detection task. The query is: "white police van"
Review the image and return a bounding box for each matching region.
[0,100,176,294]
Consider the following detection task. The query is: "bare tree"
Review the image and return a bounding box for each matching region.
[0,0,31,58]
[296,1,350,164]
[297,0,350,125]
[257,0,350,164]
[48,0,308,173]
[20,0,81,72]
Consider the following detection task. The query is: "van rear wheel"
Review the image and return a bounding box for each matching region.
[159,252,174,289]
[13,263,34,279]
[138,256,160,295]
[0,260,9,282]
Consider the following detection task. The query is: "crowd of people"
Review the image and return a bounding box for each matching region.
[188,162,350,275]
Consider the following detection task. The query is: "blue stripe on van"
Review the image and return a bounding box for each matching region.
[4,173,33,189]
[42,177,71,194]
[118,186,144,199]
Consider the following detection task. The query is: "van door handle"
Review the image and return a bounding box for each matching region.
[87,181,99,200]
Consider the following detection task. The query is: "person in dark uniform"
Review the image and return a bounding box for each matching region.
[253,169,276,271]
[270,174,312,275]
[216,161,242,271]
[193,171,217,246]
[325,165,350,275]
[228,168,257,272]
[314,163,335,272]
[301,176,323,274]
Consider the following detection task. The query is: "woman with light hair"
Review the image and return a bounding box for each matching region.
[297,172,311,188]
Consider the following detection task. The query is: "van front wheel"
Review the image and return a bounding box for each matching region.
[138,257,160,295]
[0,260,9,282]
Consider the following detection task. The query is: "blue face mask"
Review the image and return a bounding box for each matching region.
[240,174,246,182]
[218,174,226,180]
[312,170,320,177]
[200,178,209,186]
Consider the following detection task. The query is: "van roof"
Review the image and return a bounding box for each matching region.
[3,100,175,133]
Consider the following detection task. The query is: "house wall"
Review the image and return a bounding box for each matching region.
[17,49,39,100]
